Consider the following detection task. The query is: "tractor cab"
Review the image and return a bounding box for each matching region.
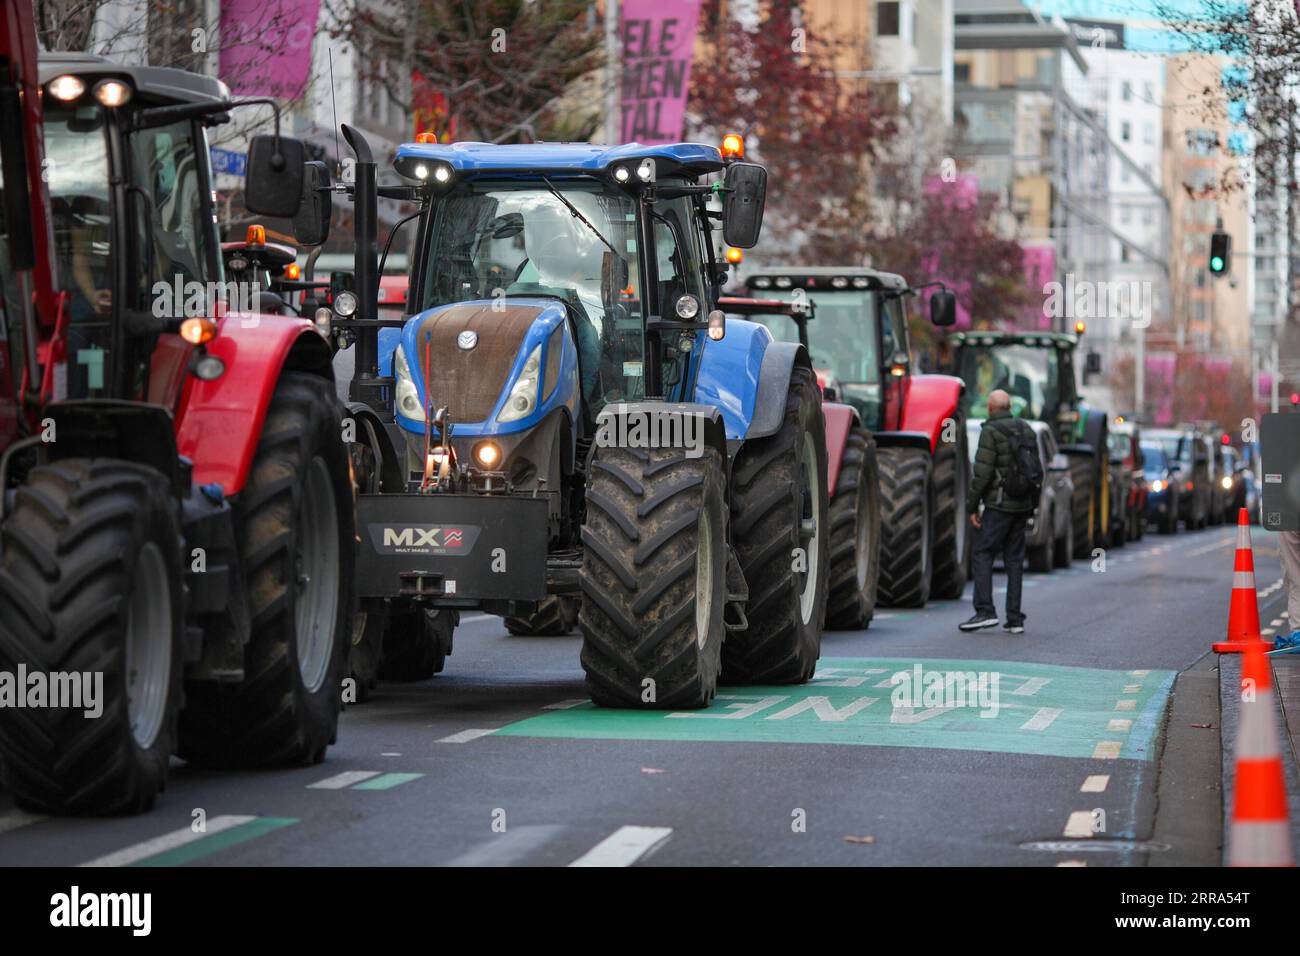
[742,268,952,431]
[946,330,1081,437]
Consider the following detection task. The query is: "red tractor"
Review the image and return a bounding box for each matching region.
[744,268,966,607]
[0,30,354,814]
[721,297,881,628]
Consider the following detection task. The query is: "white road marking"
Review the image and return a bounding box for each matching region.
[1010,677,1051,696]
[1123,684,1141,693]
[1263,628,1276,637]
[81,815,256,867]
[1064,811,1095,838]
[543,699,589,710]
[1020,707,1063,731]
[382,752,401,756]
[309,770,383,789]
[1129,670,1150,677]
[0,810,46,835]
[1107,719,1133,732]
[1057,860,1088,867]
[1114,699,1137,712]
[447,825,565,866]
[438,728,497,743]
[1081,775,1110,793]
[568,825,673,867]
[1093,741,1122,760]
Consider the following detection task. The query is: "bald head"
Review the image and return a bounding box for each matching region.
[988,389,1012,413]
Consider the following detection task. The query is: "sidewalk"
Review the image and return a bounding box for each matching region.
[1218,652,1300,863]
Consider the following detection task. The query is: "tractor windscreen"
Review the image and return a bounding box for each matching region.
[45,104,113,399]
[957,344,1060,421]
[749,289,880,384]
[418,179,644,404]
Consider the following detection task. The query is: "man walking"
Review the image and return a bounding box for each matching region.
[960,389,1036,634]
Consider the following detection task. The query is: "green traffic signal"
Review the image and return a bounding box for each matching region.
[1209,230,1231,276]
[1210,255,1225,272]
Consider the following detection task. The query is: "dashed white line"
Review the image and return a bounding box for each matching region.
[1114,699,1137,712]
[1129,670,1150,677]
[1021,707,1063,731]
[1107,719,1133,733]
[1063,811,1095,838]
[0,810,46,835]
[309,770,383,789]
[447,825,565,866]
[1122,684,1141,693]
[1081,775,1110,793]
[81,815,257,867]
[1093,741,1122,760]
[543,699,589,710]
[568,825,673,867]
[438,728,497,743]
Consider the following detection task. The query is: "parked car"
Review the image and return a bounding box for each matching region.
[1203,433,1228,526]
[966,418,1074,571]
[1142,439,1182,534]
[1109,422,1146,543]
[1144,427,1211,530]
[1219,444,1249,522]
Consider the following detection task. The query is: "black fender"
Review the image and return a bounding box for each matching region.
[873,430,934,453]
[345,402,405,493]
[37,399,187,496]
[745,340,812,441]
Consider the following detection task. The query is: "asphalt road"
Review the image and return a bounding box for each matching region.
[0,520,1273,867]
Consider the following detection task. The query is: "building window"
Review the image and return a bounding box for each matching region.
[1143,122,1153,145]
[954,62,970,83]
[1121,81,1132,102]
[877,2,900,36]
[1121,121,1131,142]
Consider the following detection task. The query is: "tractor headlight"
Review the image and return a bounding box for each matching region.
[394,346,425,423]
[497,345,542,423]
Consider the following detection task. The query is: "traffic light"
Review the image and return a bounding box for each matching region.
[1209,231,1231,275]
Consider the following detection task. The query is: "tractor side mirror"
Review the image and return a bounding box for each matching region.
[930,289,957,327]
[722,162,767,249]
[293,161,333,247]
[246,135,307,218]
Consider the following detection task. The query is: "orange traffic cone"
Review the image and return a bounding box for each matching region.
[1228,639,1294,865]
[1213,508,1268,653]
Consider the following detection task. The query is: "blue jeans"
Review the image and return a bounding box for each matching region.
[972,508,1028,626]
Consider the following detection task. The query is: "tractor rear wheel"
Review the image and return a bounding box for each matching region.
[876,446,934,607]
[179,373,353,769]
[724,365,829,683]
[504,596,579,636]
[0,460,184,815]
[578,445,727,708]
[1068,456,1096,559]
[378,607,455,680]
[825,429,881,630]
[930,427,970,599]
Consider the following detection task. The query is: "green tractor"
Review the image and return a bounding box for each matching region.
[946,330,1112,558]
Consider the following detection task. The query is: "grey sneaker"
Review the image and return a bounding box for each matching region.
[959,613,1000,632]
[1005,624,1025,634]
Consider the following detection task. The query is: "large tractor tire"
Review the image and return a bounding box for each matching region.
[930,425,971,599]
[378,607,454,681]
[347,606,383,703]
[1067,455,1096,559]
[578,444,727,708]
[504,596,579,636]
[724,365,829,683]
[179,373,354,769]
[825,429,881,630]
[0,460,184,815]
[876,445,934,608]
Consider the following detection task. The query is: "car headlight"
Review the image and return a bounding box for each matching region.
[1151,479,1164,493]
[497,345,542,423]
[394,346,425,423]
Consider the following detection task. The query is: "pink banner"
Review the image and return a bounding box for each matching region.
[620,0,701,144]
[219,0,320,100]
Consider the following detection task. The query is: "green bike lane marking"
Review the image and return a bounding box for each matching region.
[494,657,1175,761]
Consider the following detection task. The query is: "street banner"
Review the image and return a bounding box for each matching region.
[210,148,247,178]
[219,0,321,100]
[620,0,701,144]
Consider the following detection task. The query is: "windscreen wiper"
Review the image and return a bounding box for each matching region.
[539,176,623,260]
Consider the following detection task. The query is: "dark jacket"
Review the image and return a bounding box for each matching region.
[967,410,1035,515]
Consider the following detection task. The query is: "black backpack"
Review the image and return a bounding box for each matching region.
[990,419,1043,502]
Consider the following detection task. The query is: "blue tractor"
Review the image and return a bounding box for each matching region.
[313,129,829,708]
